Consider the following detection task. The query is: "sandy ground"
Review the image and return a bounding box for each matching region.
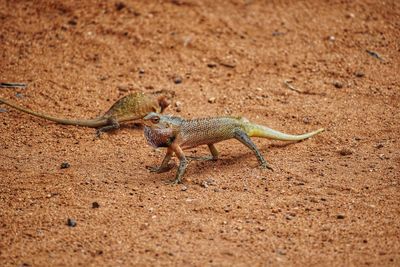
[0,0,399,266]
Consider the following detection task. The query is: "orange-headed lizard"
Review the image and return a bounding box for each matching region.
[0,92,169,136]
[143,112,324,183]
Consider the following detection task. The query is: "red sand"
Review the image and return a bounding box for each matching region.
[1,1,399,266]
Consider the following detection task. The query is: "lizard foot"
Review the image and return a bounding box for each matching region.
[165,177,182,185]
[260,162,274,171]
[95,129,105,139]
[146,162,176,173]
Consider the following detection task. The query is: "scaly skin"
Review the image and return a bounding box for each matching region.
[143,112,324,184]
[0,92,169,136]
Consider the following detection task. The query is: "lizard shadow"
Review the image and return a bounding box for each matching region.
[100,123,143,136]
[183,141,301,177]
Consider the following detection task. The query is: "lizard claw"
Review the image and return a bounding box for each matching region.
[146,162,176,173]
[165,178,182,185]
[260,162,274,171]
[95,129,104,139]
[146,166,160,173]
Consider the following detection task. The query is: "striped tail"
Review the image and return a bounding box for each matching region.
[245,123,324,141]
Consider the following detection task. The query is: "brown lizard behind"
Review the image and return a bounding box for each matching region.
[0,92,169,136]
[143,112,324,184]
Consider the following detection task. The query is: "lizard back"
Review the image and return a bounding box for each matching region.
[103,92,160,121]
[178,117,244,149]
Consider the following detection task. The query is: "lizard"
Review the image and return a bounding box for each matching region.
[0,92,170,137]
[142,112,324,184]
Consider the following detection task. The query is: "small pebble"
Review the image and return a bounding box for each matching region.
[208,97,216,104]
[181,185,188,191]
[258,226,266,232]
[67,218,77,227]
[60,162,70,169]
[68,18,77,26]
[173,75,182,84]
[336,214,345,219]
[92,202,100,209]
[0,108,7,113]
[115,2,126,11]
[138,68,145,74]
[272,31,285,36]
[333,81,343,89]
[224,206,232,212]
[200,181,209,188]
[338,148,353,156]
[276,249,287,255]
[117,84,129,92]
[183,36,192,47]
[207,62,217,68]
[206,178,216,185]
[328,35,335,42]
[220,61,236,68]
[15,93,24,98]
[354,71,365,78]
[375,143,384,149]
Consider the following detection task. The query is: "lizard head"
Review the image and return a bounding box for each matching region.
[143,112,180,147]
[143,112,182,129]
[143,112,167,128]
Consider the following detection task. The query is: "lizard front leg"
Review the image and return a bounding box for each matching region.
[170,143,188,184]
[147,147,175,173]
[234,129,273,170]
[96,117,120,137]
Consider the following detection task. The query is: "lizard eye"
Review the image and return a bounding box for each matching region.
[151,116,160,124]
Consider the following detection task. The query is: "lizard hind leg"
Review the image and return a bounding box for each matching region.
[170,144,189,184]
[234,129,273,170]
[208,144,219,160]
[95,117,120,137]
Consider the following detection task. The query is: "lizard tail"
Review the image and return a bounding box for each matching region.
[0,97,107,127]
[245,123,324,141]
